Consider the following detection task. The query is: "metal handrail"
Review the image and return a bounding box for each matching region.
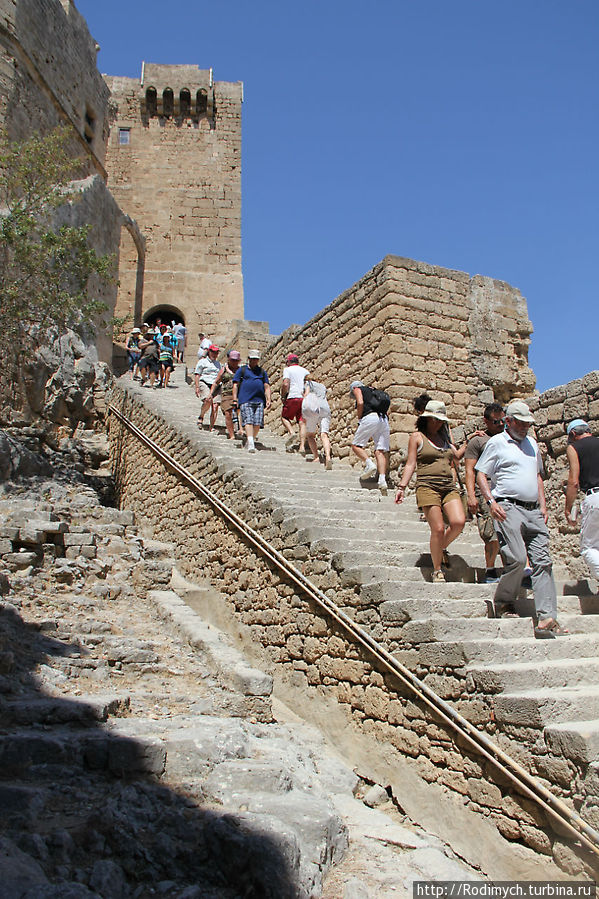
[109,399,599,862]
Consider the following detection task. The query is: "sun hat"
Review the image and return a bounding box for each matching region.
[131,327,141,334]
[228,350,241,360]
[349,380,365,394]
[286,353,299,363]
[505,400,535,423]
[248,349,261,359]
[421,400,449,422]
[208,344,219,353]
[567,418,589,435]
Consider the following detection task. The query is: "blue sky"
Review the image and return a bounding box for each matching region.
[77,0,598,393]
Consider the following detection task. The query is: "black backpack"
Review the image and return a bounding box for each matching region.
[368,387,391,415]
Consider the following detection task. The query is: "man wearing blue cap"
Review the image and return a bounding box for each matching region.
[565,419,599,583]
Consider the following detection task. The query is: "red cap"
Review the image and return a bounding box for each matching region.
[208,344,219,353]
[286,353,299,363]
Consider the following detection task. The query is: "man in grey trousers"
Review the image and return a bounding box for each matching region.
[475,400,567,638]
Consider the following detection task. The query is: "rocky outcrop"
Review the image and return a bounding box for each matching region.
[1,328,113,438]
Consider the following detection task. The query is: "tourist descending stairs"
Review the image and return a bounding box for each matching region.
[112,367,599,872]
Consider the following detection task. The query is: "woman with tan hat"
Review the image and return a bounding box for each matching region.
[395,400,465,583]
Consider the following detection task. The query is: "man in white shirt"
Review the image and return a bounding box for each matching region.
[476,400,565,637]
[281,353,310,453]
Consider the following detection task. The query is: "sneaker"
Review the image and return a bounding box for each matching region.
[325,460,333,471]
[432,569,446,584]
[247,444,256,453]
[484,568,500,584]
[378,480,388,496]
[285,436,296,452]
[359,459,377,481]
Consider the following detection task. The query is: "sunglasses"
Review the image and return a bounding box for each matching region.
[486,418,505,425]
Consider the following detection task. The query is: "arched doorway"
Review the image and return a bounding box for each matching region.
[143,305,186,329]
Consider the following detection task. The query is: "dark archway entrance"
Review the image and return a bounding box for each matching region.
[143,305,185,328]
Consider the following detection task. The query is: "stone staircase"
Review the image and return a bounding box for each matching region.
[115,375,599,866]
[190,428,599,824]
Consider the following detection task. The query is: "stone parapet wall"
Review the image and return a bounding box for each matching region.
[527,371,599,580]
[108,386,589,873]
[260,255,535,471]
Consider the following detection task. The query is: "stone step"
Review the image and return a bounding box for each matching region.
[305,535,482,555]
[0,693,130,726]
[0,728,166,777]
[338,565,481,587]
[380,597,488,623]
[545,720,599,765]
[413,634,599,668]
[467,657,599,694]
[358,580,495,605]
[401,616,532,644]
[493,686,599,727]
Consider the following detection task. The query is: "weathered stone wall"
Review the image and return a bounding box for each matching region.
[105,65,245,356]
[527,371,599,581]
[260,256,535,470]
[0,0,109,171]
[108,386,591,874]
[0,0,125,430]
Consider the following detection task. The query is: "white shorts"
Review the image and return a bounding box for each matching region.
[303,408,331,434]
[302,396,331,434]
[352,412,390,452]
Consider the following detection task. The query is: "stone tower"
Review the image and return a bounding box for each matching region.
[104,63,244,356]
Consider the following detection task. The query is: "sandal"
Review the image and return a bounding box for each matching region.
[432,569,446,584]
[535,619,570,638]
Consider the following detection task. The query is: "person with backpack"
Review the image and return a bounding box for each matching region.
[302,379,333,470]
[395,399,465,583]
[350,380,391,495]
[232,350,271,453]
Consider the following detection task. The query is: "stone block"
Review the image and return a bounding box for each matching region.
[4,552,37,568]
[0,539,13,555]
[589,398,599,420]
[63,532,95,546]
[540,385,567,407]
[466,777,502,808]
[16,527,45,545]
[545,402,564,423]
[563,395,588,420]
[583,370,599,394]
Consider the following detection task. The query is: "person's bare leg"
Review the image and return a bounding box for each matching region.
[351,444,368,463]
[209,402,218,430]
[485,539,500,569]
[374,449,388,477]
[224,410,235,439]
[441,498,466,550]
[199,397,211,425]
[424,505,445,572]
[306,433,319,460]
[282,417,295,438]
[321,432,332,465]
[299,419,307,453]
